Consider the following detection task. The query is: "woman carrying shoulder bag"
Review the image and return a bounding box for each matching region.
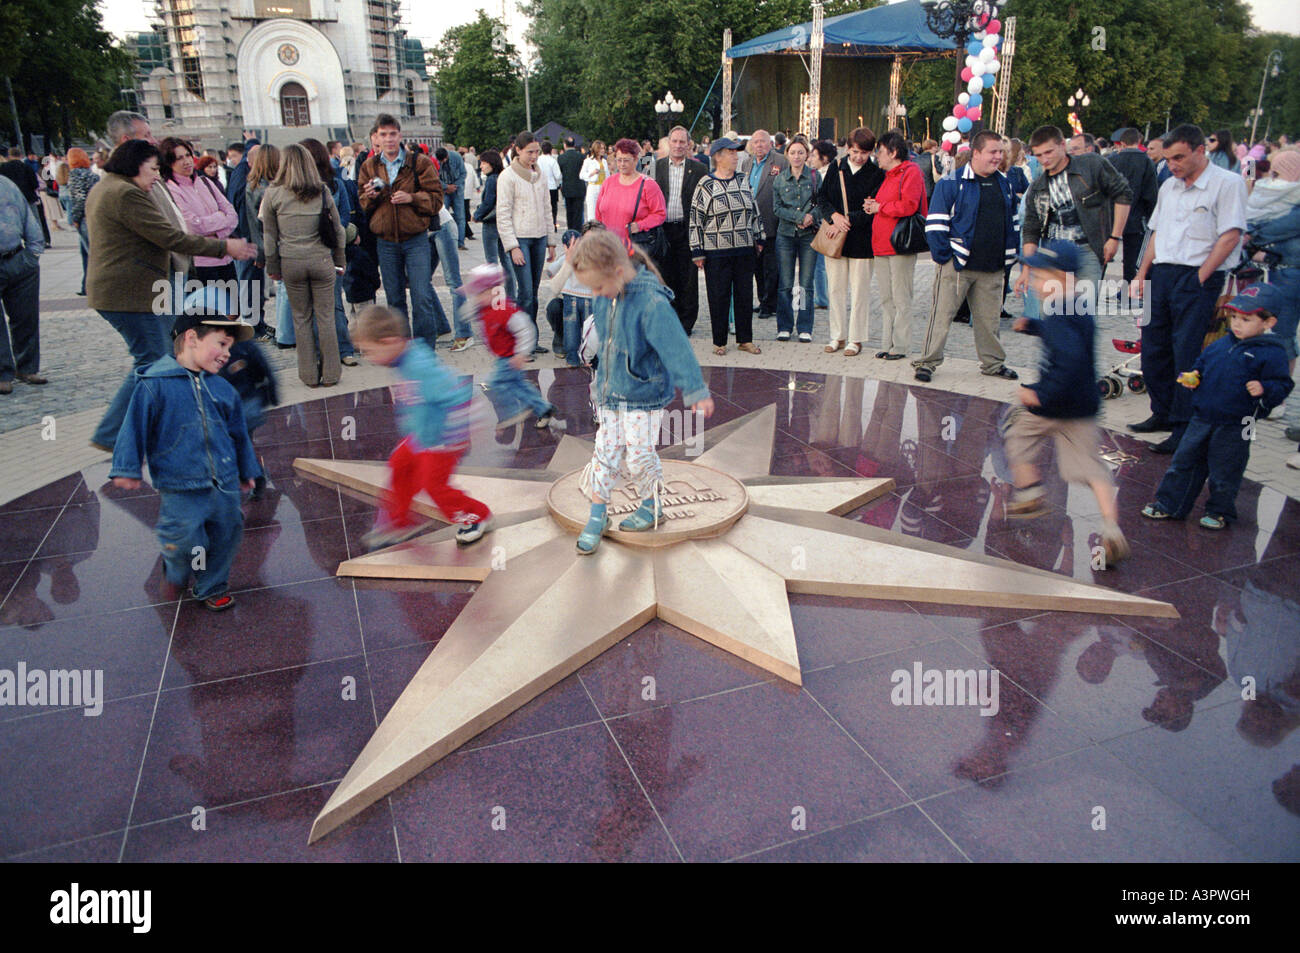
[864,131,927,360]
[817,126,884,356]
[262,144,346,387]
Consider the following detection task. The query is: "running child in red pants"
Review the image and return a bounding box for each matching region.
[351,304,491,550]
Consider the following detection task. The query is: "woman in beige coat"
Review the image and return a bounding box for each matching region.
[261,143,346,387]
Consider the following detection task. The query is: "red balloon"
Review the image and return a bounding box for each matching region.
[954,104,968,119]
[941,140,954,152]
[988,18,1001,33]
[968,106,982,121]
[961,67,973,82]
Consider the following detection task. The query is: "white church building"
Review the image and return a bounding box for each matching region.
[129,0,438,148]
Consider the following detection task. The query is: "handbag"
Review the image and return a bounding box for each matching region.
[628,176,668,262]
[890,210,928,255]
[318,192,338,249]
[811,166,848,259]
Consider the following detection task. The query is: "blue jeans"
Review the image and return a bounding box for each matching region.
[776,232,816,335]
[510,236,549,330]
[1153,416,1251,521]
[480,222,517,301]
[1142,264,1226,424]
[235,256,265,330]
[448,191,467,245]
[430,223,469,338]
[562,294,591,365]
[0,249,40,381]
[487,356,551,422]
[275,280,295,345]
[93,310,173,449]
[157,484,244,598]
[814,253,828,308]
[377,233,439,346]
[77,219,89,294]
[333,275,354,357]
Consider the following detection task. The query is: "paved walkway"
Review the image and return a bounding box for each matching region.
[3,226,1296,506]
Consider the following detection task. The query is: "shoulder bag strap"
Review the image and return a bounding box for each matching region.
[838,166,849,216]
[630,177,646,234]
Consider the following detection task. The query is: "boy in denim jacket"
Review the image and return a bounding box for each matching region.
[109,312,261,610]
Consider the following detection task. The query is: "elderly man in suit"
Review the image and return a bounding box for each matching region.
[747,129,787,319]
[654,125,708,335]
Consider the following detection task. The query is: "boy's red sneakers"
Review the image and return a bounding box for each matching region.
[202,593,236,612]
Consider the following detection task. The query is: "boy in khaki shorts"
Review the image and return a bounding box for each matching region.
[1002,240,1129,566]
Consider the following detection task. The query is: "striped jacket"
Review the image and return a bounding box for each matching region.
[925,165,1018,271]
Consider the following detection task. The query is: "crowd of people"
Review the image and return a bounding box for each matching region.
[0,106,1296,597]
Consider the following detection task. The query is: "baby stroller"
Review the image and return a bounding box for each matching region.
[1098,337,1145,399]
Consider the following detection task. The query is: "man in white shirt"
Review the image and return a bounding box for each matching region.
[1130,124,1247,452]
[537,142,563,229]
[654,125,708,334]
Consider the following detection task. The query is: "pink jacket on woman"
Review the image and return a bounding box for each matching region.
[166,173,239,267]
[870,160,927,257]
[595,174,666,254]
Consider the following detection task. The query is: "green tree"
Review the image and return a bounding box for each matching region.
[432,11,526,148]
[1,0,133,150]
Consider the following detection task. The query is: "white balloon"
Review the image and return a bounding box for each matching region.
[983,34,999,48]
[979,46,996,62]
[942,116,958,131]
[945,131,962,144]
[967,76,984,95]
[970,61,986,77]
[966,54,980,69]
[986,60,1000,74]
[958,92,970,105]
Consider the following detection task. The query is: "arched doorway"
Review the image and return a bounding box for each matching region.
[280,82,310,126]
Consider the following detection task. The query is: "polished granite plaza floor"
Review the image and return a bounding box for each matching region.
[1,366,1297,862]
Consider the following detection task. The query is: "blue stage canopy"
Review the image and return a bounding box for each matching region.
[727,0,957,59]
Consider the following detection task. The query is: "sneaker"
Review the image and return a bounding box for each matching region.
[1141,503,1172,520]
[495,408,532,431]
[253,330,275,343]
[1006,486,1046,519]
[450,338,473,352]
[201,592,236,612]
[914,368,933,383]
[361,521,427,552]
[456,517,491,545]
[776,331,791,342]
[532,345,549,355]
[985,366,1019,380]
[798,332,812,343]
[535,410,555,429]
[1198,514,1227,530]
[1101,528,1130,566]
[341,355,359,366]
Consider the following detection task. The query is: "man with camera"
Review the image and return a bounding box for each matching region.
[358,114,444,346]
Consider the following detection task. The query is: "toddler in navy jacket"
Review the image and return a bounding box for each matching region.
[1143,287,1294,529]
[109,310,261,610]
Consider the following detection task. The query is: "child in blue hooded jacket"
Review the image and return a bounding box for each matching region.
[567,229,714,554]
[1143,287,1294,529]
[109,311,261,610]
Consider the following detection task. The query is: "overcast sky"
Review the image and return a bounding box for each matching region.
[98,0,1298,49]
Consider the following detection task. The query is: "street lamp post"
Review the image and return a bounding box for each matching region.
[1250,50,1282,146]
[655,90,684,139]
[923,0,990,104]
[1067,86,1090,131]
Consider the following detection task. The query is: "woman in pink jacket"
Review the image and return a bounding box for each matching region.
[161,136,240,282]
[864,131,927,360]
[595,138,666,260]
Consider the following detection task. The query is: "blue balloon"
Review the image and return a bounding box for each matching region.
[957,116,973,133]
[982,72,995,88]
[967,92,983,108]
[967,40,983,56]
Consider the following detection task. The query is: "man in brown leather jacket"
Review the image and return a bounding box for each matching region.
[358,114,444,345]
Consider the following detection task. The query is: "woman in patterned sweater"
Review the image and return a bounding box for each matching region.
[689,137,762,356]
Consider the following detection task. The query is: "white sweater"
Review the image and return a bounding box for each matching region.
[496,159,557,251]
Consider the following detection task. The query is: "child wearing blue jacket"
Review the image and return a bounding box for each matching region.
[351,304,492,550]
[1143,287,1294,529]
[1002,240,1129,566]
[109,312,262,610]
[567,230,714,555]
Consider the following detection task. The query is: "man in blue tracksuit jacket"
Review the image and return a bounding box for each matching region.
[914,130,1020,383]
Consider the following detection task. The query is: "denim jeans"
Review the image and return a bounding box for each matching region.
[562,294,592,365]
[333,274,354,358]
[447,192,467,245]
[430,223,469,338]
[814,252,828,309]
[776,232,816,335]
[377,233,439,346]
[480,222,517,301]
[157,484,244,598]
[77,219,90,294]
[486,356,551,422]
[275,280,295,346]
[0,249,40,381]
[93,310,173,449]
[511,235,549,330]
[1153,416,1252,521]
[236,256,266,332]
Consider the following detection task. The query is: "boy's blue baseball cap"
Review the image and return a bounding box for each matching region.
[1223,282,1283,317]
[561,229,581,245]
[174,286,254,341]
[1018,239,1079,274]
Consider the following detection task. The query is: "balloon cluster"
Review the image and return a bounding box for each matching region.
[939,1,1002,153]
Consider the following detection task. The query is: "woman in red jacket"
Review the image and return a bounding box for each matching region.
[864,131,927,360]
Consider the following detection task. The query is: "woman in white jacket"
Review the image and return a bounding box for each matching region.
[579,140,609,223]
[496,130,558,349]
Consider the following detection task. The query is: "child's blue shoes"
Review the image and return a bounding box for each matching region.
[618,498,662,532]
[576,515,610,555]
